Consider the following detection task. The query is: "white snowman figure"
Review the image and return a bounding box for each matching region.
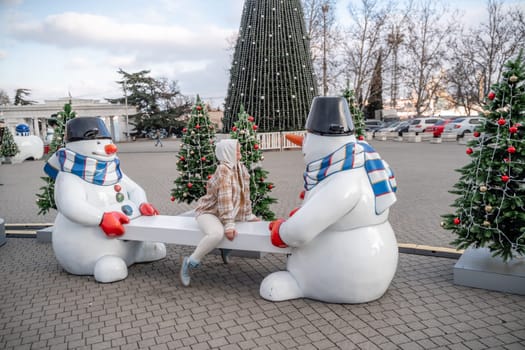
[44,117,166,283]
[260,96,398,303]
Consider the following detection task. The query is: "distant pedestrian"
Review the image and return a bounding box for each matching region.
[154,129,163,147]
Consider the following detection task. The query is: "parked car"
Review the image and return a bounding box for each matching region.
[443,117,486,137]
[425,119,455,138]
[364,120,384,132]
[394,121,413,136]
[377,121,402,132]
[408,117,443,134]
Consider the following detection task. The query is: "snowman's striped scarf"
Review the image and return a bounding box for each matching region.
[44,148,122,186]
[304,142,397,214]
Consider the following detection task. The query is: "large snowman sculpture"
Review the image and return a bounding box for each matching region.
[260,97,398,303]
[44,117,166,283]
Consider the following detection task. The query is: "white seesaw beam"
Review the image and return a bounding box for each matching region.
[121,215,291,254]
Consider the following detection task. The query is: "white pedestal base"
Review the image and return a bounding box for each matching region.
[454,247,525,295]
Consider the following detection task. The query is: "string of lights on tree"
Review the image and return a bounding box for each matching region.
[230,106,277,220]
[343,88,366,139]
[442,50,525,262]
[223,0,318,132]
[36,103,76,215]
[171,96,217,204]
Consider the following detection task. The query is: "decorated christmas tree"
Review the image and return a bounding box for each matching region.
[223,0,317,132]
[1,126,20,159]
[171,97,217,205]
[36,103,76,215]
[230,106,277,220]
[442,50,525,262]
[343,88,366,139]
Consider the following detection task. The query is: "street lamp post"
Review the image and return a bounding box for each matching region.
[322,3,329,96]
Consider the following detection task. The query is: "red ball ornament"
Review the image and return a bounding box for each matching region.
[267,184,274,190]
[254,144,259,150]
[196,105,202,111]
[358,135,365,141]
[508,146,516,154]
[497,118,506,126]
[182,128,187,133]
[170,196,175,202]
[453,217,461,225]
[180,156,185,161]
[466,147,473,155]
[187,182,193,188]
[487,91,496,100]
[201,156,206,161]
[207,175,212,179]
[195,124,201,129]
[232,126,238,132]
[501,175,510,183]
[248,116,254,122]
[253,125,258,131]
[509,126,518,134]
[473,131,480,137]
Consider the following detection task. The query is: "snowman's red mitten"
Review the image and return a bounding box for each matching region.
[288,207,300,217]
[100,211,130,237]
[139,203,159,216]
[269,219,288,248]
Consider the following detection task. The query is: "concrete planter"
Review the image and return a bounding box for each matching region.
[454,247,525,295]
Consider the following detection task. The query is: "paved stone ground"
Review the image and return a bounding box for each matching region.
[0,139,524,349]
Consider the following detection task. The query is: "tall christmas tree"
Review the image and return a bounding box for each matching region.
[1,126,20,159]
[442,50,525,262]
[230,106,277,220]
[343,88,366,139]
[36,103,76,215]
[171,97,217,205]
[223,0,318,132]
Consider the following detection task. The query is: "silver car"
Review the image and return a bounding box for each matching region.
[443,117,485,137]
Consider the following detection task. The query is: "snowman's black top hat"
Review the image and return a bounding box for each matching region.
[305,96,354,136]
[66,117,112,143]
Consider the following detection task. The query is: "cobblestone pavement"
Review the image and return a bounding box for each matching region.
[1,139,524,349]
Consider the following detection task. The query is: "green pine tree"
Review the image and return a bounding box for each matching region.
[36,103,76,215]
[230,106,277,220]
[343,88,366,139]
[1,126,20,158]
[441,50,525,262]
[171,96,217,204]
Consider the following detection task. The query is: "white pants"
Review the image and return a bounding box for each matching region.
[190,214,225,263]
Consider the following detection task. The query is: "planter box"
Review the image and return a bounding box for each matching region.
[454,247,525,295]
[430,137,442,144]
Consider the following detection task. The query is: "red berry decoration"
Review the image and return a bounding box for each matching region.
[180,156,185,161]
[509,126,518,134]
[195,124,201,129]
[182,128,187,133]
[253,125,258,131]
[187,182,193,188]
[466,147,473,155]
[497,118,506,126]
[453,217,461,225]
[232,126,237,132]
[487,91,496,100]
[473,131,480,137]
[248,116,254,122]
[170,196,175,202]
[196,105,202,111]
[508,146,516,154]
[207,175,212,179]
[267,184,274,190]
[358,135,365,141]
[254,144,259,150]
[201,156,206,161]
[501,175,510,183]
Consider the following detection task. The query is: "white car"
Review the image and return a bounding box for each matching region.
[443,117,486,137]
[408,117,443,133]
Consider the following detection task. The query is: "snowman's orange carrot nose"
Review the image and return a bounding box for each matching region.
[286,134,304,146]
[105,143,118,155]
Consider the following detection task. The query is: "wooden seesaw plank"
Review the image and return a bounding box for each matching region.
[121,215,291,254]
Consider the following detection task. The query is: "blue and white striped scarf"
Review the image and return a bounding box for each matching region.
[44,148,122,186]
[304,142,397,214]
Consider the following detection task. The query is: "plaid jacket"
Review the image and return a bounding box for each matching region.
[195,162,255,230]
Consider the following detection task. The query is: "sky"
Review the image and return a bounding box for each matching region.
[0,0,523,108]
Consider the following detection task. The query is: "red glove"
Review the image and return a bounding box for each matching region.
[269,219,288,248]
[140,202,159,216]
[100,211,130,237]
[288,207,300,217]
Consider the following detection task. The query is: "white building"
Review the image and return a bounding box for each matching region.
[0,98,135,143]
